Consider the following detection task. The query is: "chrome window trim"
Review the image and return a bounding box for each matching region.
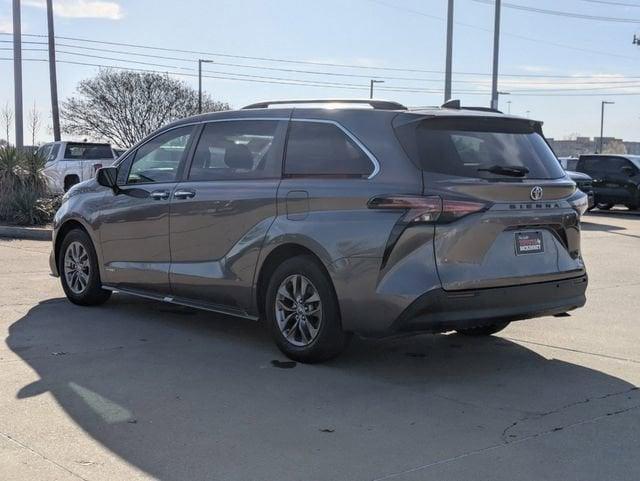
[289,118,380,179]
[113,116,380,180]
[115,118,290,167]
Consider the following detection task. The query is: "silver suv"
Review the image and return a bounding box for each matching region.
[50,99,588,362]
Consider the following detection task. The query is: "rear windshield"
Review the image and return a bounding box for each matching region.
[394,117,565,180]
[64,143,113,160]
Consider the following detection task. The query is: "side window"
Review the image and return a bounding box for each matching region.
[127,126,193,184]
[189,120,284,181]
[37,144,52,159]
[48,144,60,162]
[284,121,374,177]
[605,157,627,174]
[582,157,605,172]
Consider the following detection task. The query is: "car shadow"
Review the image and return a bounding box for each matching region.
[6,296,639,481]
[585,208,640,220]
[580,220,625,232]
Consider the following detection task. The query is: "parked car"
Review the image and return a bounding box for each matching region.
[558,156,578,171]
[49,99,588,362]
[113,148,127,158]
[575,154,640,210]
[565,170,595,210]
[39,141,117,193]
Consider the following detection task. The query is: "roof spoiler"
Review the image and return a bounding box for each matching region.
[242,99,407,111]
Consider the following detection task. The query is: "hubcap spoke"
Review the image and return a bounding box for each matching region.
[275,274,323,347]
[64,241,91,295]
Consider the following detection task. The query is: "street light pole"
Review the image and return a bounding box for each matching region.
[599,100,615,154]
[46,0,60,141]
[12,0,23,148]
[444,0,454,102]
[490,0,501,110]
[198,59,213,114]
[506,100,512,114]
[369,79,384,99]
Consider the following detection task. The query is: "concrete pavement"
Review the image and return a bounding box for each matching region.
[1,209,639,481]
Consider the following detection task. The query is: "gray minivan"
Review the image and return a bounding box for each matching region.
[50,99,588,362]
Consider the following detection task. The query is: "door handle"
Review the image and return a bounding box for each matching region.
[150,190,170,200]
[173,189,196,199]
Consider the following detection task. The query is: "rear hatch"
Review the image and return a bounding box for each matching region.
[394,113,585,291]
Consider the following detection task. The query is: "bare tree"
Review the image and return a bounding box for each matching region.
[563,132,582,141]
[61,69,230,148]
[28,102,42,146]
[1,102,13,145]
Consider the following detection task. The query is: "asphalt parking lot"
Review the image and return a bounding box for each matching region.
[1,209,639,481]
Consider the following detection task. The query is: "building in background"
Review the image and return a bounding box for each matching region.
[548,137,640,157]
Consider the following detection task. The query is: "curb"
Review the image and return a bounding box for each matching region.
[0,225,52,241]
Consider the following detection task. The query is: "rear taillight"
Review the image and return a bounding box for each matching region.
[92,163,103,174]
[568,190,589,216]
[368,195,488,223]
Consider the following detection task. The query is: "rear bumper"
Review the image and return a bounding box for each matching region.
[392,275,587,334]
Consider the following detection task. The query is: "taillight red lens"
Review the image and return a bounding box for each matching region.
[440,199,489,222]
[368,195,488,223]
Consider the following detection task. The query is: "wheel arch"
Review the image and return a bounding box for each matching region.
[64,174,80,192]
[254,243,340,322]
[54,219,98,275]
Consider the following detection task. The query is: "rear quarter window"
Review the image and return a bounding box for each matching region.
[64,143,114,160]
[284,121,374,177]
[394,117,565,180]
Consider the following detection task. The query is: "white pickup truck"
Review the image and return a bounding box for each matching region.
[39,141,118,193]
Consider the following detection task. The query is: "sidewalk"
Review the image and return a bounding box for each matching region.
[0,225,52,241]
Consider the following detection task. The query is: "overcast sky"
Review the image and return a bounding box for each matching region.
[1,0,640,143]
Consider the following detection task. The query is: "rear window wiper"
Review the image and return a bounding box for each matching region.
[477,165,529,177]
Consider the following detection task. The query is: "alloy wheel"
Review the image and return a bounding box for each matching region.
[63,241,90,294]
[275,274,323,347]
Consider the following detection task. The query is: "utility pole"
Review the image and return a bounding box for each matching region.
[444,0,454,102]
[198,59,213,114]
[47,0,60,141]
[369,79,384,99]
[490,0,501,110]
[12,0,23,148]
[599,101,615,154]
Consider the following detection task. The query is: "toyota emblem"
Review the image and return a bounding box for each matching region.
[530,186,544,201]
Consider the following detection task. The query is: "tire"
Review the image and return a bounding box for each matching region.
[58,229,111,306]
[456,321,510,337]
[596,203,613,211]
[265,255,350,363]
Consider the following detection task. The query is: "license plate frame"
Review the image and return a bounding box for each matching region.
[515,231,544,255]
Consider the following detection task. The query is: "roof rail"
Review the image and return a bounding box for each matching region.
[242,99,407,111]
[440,99,503,114]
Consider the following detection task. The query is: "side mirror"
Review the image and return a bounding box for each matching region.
[96,166,118,191]
[621,166,636,177]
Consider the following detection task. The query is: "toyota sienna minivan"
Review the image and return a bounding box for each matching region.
[50,99,588,362]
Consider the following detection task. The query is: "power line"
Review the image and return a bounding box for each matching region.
[577,0,640,7]
[0,56,491,94]
[3,53,640,95]
[368,0,640,60]
[42,43,640,85]
[1,35,636,81]
[472,0,640,23]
